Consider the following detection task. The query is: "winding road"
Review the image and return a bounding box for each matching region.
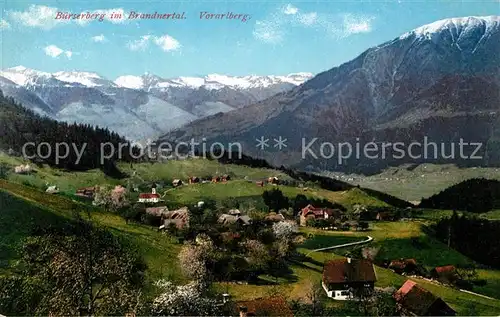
[305,235,373,256]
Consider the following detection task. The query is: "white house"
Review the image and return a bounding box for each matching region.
[322,258,377,300]
[138,185,160,203]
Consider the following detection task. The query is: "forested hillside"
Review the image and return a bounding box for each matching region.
[0,91,137,172]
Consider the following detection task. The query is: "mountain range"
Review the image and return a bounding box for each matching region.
[160,16,500,174]
[0,67,313,141]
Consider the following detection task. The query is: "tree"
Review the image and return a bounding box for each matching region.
[262,189,289,211]
[151,280,221,316]
[178,236,216,284]
[272,221,298,240]
[94,185,130,212]
[0,221,145,316]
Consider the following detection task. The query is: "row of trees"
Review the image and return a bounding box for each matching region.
[263,188,346,213]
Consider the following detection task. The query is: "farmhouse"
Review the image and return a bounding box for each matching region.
[431,265,458,283]
[75,186,96,199]
[322,258,377,300]
[394,280,456,316]
[300,204,339,226]
[162,207,190,229]
[138,184,160,203]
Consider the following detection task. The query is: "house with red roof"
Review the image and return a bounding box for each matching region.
[394,280,456,316]
[138,184,160,203]
[430,265,458,283]
[322,258,377,300]
[300,204,341,226]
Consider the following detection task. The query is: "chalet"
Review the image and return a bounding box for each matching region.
[172,179,183,187]
[389,258,418,274]
[235,296,293,317]
[75,186,96,199]
[300,204,338,226]
[430,265,458,283]
[322,258,377,300]
[162,207,190,229]
[394,280,456,316]
[145,206,169,218]
[188,176,200,184]
[14,164,32,174]
[138,185,160,203]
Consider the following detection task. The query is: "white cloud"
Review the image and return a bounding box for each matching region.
[343,14,373,34]
[9,5,64,30]
[0,19,11,29]
[91,34,107,42]
[298,12,317,26]
[253,5,375,44]
[44,45,72,59]
[154,35,181,52]
[8,5,127,29]
[127,35,151,51]
[253,19,284,44]
[283,4,299,15]
[127,34,181,52]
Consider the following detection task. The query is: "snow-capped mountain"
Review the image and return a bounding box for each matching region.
[0,66,115,88]
[0,67,312,140]
[160,16,500,173]
[115,72,313,90]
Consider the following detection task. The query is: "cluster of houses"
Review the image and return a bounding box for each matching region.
[321,257,456,315]
[385,258,461,286]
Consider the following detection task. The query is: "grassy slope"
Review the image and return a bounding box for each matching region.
[0,154,388,210]
[2,154,500,314]
[0,180,183,283]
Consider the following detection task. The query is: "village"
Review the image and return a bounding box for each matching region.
[6,158,487,316]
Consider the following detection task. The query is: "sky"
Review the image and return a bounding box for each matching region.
[0,0,499,79]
